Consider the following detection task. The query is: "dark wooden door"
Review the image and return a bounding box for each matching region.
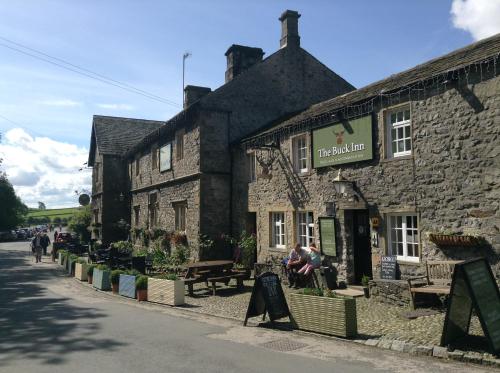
[353,210,372,284]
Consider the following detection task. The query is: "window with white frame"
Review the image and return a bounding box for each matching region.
[297,211,314,249]
[292,135,308,174]
[271,212,286,248]
[248,152,256,182]
[159,143,172,172]
[174,203,187,231]
[387,107,412,157]
[387,214,419,262]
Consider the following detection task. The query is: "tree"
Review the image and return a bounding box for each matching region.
[38,201,46,210]
[68,205,91,242]
[0,174,28,229]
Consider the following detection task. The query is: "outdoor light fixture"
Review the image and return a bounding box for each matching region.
[333,169,352,197]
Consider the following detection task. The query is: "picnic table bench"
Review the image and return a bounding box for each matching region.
[207,272,246,295]
[184,260,236,296]
[407,260,463,309]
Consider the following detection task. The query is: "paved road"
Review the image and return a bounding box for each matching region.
[0,241,493,373]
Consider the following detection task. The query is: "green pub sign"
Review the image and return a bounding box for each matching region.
[312,115,373,168]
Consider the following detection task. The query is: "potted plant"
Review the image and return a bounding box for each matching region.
[74,259,88,281]
[58,249,68,265]
[87,264,96,284]
[67,254,79,276]
[361,275,370,298]
[148,273,185,306]
[136,275,148,301]
[119,270,140,299]
[289,288,357,338]
[92,264,111,291]
[110,270,124,294]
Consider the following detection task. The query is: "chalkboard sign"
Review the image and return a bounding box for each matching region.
[380,256,397,280]
[441,258,500,355]
[244,272,290,326]
[319,217,336,257]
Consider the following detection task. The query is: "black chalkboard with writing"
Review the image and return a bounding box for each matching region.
[244,272,290,326]
[441,258,500,355]
[380,256,397,280]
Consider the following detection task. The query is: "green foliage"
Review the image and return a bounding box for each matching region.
[127,269,141,277]
[0,174,28,229]
[87,264,96,276]
[302,287,324,297]
[151,238,170,269]
[110,240,133,255]
[361,275,370,287]
[77,258,87,264]
[198,234,214,260]
[96,264,110,271]
[135,275,148,290]
[170,245,190,267]
[133,247,149,257]
[69,254,79,261]
[68,205,91,242]
[110,270,125,285]
[238,231,256,268]
[154,273,179,281]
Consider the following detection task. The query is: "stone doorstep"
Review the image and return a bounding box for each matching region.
[68,271,500,368]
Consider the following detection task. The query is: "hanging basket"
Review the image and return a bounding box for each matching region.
[429,234,481,247]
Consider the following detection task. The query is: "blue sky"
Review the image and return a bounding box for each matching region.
[0,0,499,207]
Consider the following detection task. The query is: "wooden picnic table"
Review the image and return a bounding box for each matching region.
[184,260,240,296]
[185,260,233,278]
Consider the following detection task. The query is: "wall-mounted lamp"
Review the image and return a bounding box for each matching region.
[333,169,352,197]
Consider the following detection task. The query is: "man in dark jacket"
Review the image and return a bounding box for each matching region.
[40,231,51,256]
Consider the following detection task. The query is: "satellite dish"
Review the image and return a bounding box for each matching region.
[78,194,90,206]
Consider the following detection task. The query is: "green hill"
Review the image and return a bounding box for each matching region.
[26,207,81,224]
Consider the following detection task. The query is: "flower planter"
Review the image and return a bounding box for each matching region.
[58,252,63,265]
[118,274,136,299]
[289,293,357,338]
[429,234,481,247]
[137,289,147,301]
[67,258,76,275]
[111,283,119,293]
[147,278,184,306]
[92,268,111,291]
[74,263,88,281]
[88,275,93,285]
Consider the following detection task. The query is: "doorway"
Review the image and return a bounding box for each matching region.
[352,210,372,284]
[245,212,257,263]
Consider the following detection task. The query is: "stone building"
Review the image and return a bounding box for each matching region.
[88,115,164,244]
[124,10,355,254]
[234,34,500,285]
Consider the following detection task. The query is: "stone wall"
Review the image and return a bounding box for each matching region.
[368,280,411,307]
[232,70,500,283]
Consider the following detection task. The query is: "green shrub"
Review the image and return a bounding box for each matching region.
[110,241,133,255]
[170,245,190,267]
[76,258,87,265]
[238,231,256,268]
[302,288,324,297]
[133,247,149,257]
[69,254,79,261]
[87,264,96,276]
[127,269,141,277]
[361,275,370,287]
[135,275,148,290]
[154,273,179,281]
[110,270,124,285]
[96,264,110,271]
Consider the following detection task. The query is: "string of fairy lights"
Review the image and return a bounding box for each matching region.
[243,52,500,149]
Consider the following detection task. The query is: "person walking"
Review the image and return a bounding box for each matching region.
[40,231,51,256]
[31,232,43,263]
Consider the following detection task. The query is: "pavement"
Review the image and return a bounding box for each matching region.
[0,240,496,373]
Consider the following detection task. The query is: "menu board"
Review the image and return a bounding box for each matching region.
[244,272,290,326]
[380,256,397,280]
[319,217,336,257]
[441,258,500,355]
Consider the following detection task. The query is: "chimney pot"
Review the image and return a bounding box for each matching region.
[224,44,264,83]
[279,10,301,49]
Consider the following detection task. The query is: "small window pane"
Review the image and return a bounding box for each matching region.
[391,113,396,123]
[397,242,403,256]
[397,111,403,122]
[404,110,410,120]
[405,139,411,151]
[397,127,403,139]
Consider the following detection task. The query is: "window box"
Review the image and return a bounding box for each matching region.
[147,277,185,306]
[289,293,357,338]
[429,233,483,247]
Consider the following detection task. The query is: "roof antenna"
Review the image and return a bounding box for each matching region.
[182,52,192,103]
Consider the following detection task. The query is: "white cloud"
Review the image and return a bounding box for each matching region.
[39,99,82,107]
[96,103,135,110]
[451,0,500,40]
[0,128,91,208]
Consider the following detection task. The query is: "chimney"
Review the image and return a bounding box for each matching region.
[279,10,301,49]
[184,85,211,108]
[224,44,264,83]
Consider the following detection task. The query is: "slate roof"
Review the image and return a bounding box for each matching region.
[88,115,164,165]
[243,33,500,144]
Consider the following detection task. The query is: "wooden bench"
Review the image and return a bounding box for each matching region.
[183,276,208,296]
[208,273,246,296]
[407,260,463,309]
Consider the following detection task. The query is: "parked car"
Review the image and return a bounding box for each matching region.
[16,230,27,240]
[0,230,17,242]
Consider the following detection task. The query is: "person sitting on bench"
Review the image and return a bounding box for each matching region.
[286,243,308,288]
[298,242,321,277]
